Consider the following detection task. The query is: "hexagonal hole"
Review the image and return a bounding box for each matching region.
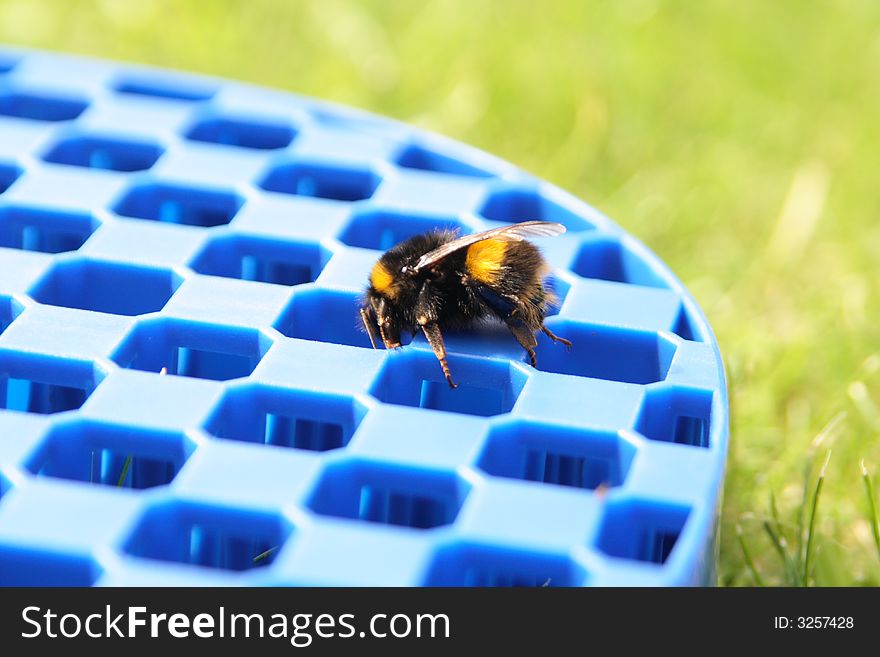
[0,90,89,121]
[111,318,270,382]
[595,499,691,565]
[112,74,217,102]
[205,385,367,452]
[191,234,331,286]
[113,182,244,227]
[339,209,470,251]
[275,287,414,349]
[42,134,164,172]
[636,386,713,448]
[25,420,194,489]
[308,460,470,529]
[185,115,297,150]
[535,319,677,384]
[0,162,21,194]
[123,501,291,571]
[0,206,98,254]
[259,161,381,202]
[480,187,594,232]
[478,421,635,490]
[571,236,670,289]
[0,547,101,586]
[424,543,586,587]
[394,143,493,178]
[29,259,181,316]
[1,355,102,414]
[370,349,528,418]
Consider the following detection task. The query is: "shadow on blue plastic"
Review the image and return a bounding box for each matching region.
[111,74,217,102]
[111,318,270,381]
[595,498,691,564]
[185,116,297,150]
[480,186,594,232]
[42,134,164,172]
[0,295,16,335]
[275,287,408,349]
[0,300,8,334]
[308,459,470,529]
[30,259,181,316]
[205,384,367,452]
[339,209,470,251]
[123,501,291,571]
[1,355,101,414]
[544,273,570,318]
[0,90,89,122]
[113,182,244,227]
[191,234,330,286]
[536,319,677,384]
[424,543,586,587]
[0,206,97,254]
[571,236,670,289]
[0,54,18,73]
[673,304,705,342]
[259,161,381,202]
[395,144,493,179]
[0,162,21,194]
[25,419,194,489]
[636,386,713,448]
[478,421,636,490]
[370,349,528,417]
[0,546,101,586]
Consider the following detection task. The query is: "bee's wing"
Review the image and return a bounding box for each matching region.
[413,221,565,272]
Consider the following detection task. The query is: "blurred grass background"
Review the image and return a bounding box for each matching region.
[2,0,879,585]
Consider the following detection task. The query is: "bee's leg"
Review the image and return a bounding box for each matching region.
[359,306,379,349]
[419,321,458,389]
[541,324,572,350]
[415,281,457,388]
[506,320,539,368]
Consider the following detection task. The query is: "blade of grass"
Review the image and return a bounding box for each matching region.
[116,454,133,488]
[861,459,880,562]
[797,413,845,568]
[736,524,766,586]
[762,519,790,575]
[796,457,812,575]
[802,449,831,586]
[253,546,278,564]
[767,492,798,584]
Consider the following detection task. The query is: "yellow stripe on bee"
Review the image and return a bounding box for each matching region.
[466,239,507,285]
[370,261,397,297]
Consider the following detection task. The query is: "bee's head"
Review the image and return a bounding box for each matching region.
[361,258,415,349]
[361,234,441,349]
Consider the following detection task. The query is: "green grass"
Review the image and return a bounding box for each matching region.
[3,0,879,585]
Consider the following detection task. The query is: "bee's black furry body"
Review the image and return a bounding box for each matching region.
[371,230,552,335]
[361,222,569,387]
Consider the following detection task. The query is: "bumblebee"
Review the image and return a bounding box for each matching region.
[360,220,571,388]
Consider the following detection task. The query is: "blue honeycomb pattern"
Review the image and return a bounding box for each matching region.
[0,47,728,586]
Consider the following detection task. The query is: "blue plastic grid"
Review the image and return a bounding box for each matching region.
[0,47,728,587]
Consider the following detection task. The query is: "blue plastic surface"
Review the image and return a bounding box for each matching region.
[0,47,728,587]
